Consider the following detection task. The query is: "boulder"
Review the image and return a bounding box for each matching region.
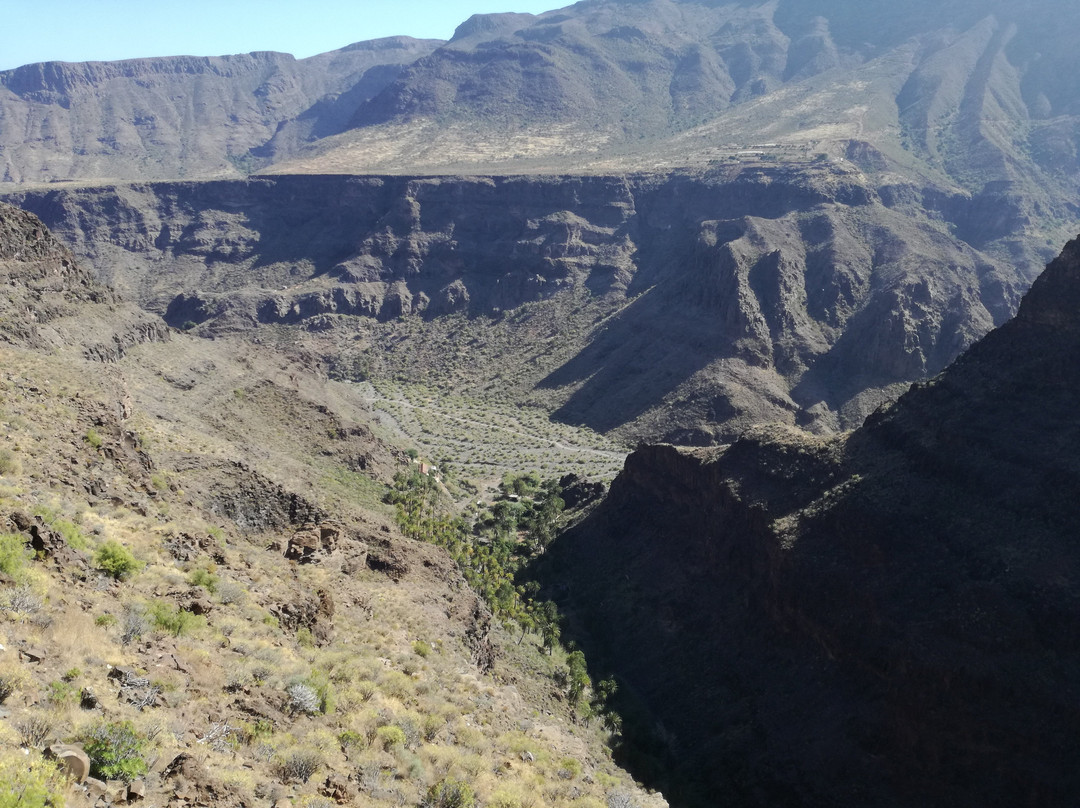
[47,744,91,783]
[284,522,340,563]
[84,777,108,799]
[105,780,128,803]
[19,647,46,663]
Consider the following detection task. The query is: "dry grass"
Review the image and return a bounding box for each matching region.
[0,336,660,808]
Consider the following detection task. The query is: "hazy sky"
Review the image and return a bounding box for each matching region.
[0,0,563,71]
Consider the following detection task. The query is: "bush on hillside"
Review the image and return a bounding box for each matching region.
[81,720,148,782]
[93,541,142,580]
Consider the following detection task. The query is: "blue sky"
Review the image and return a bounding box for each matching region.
[0,0,564,71]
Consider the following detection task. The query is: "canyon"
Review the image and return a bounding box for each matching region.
[3,1,1080,806]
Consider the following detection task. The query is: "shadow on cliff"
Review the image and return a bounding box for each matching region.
[536,235,1080,807]
[538,285,726,436]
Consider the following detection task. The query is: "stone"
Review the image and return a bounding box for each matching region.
[47,744,91,783]
[85,777,108,799]
[80,687,100,709]
[127,779,146,800]
[319,773,356,803]
[105,780,128,803]
[107,665,136,682]
[284,521,340,563]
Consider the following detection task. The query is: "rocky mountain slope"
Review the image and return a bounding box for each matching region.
[1,165,1040,444]
[542,233,1080,806]
[274,0,1080,196]
[0,203,657,808]
[0,37,442,183]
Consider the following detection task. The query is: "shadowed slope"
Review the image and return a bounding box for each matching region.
[544,234,1080,806]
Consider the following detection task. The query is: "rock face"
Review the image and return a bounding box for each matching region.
[545,235,1080,806]
[3,170,1031,442]
[0,202,169,357]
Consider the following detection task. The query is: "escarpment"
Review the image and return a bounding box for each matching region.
[4,168,1026,444]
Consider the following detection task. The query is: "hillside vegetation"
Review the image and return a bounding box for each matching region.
[0,203,657,808]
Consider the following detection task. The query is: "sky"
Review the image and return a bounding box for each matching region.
[0,0,564,72]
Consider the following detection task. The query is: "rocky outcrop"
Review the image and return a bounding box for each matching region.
[169,458,324,533]
[284,522,341,563]
[547,235,1080,807]
[0,202,170,358]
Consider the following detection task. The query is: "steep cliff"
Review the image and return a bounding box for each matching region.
[2,168,1031,443]
[544,234,1080,806]
[0,201,168,359]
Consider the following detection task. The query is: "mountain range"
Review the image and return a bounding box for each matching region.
[3,0,1079,444]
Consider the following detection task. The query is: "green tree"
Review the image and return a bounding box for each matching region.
[537,601,562,655]
[566,650,591,704]
[82,721,148,781]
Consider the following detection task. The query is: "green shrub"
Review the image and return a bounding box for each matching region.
[84,429,103,450]
[94,613,117,628]
[187,567,219,594]
[375,725,407,750]
[47,680,79,706]
[93,541,142,580]
[0,753,67,808]
[0,448,21,476]
[81,721,148,782]
[0,533,29,580]
[413,640,432,657]
[296,627,315,649]
[337,730,364,750]
[53,518,89,550]
[557,757,582,780]
[146,601,205,637]
[422,713,444,742]
[309,672,335,714]
[423,779,476,808]
[488,792,523,808]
